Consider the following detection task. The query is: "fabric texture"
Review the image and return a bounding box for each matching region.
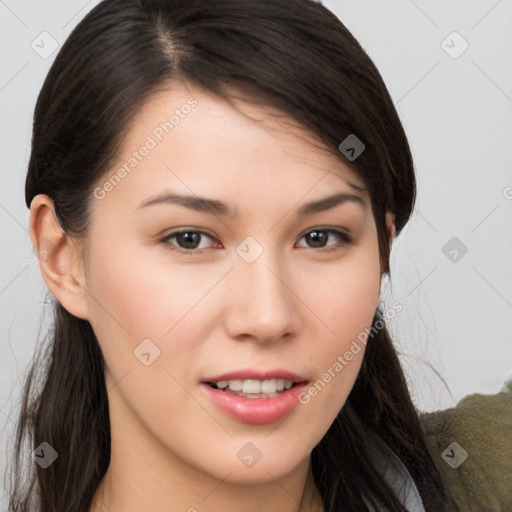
[420,378,512,512]
[362,378,511,511]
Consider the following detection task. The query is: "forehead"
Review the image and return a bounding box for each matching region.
[128,81,363,174]
[93,81,369,217]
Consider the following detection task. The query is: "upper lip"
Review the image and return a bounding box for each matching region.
[202,369,308,384]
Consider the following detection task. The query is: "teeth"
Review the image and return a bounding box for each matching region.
[243,380,261,394]
[228,380,243,391]
[213,378,295,394]
[261,379,276,393]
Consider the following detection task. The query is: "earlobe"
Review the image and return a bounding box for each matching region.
[385,212,396,244]
[29,194,90,320]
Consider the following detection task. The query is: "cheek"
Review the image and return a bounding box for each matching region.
[301,243,381,345]
[85,237,221,341]
[83,238,234,403]
[297,240,381,407]
[83,242,214,431]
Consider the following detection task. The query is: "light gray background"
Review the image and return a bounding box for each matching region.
[1,0,512,505]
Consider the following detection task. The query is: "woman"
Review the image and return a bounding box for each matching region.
[7,0,459,510]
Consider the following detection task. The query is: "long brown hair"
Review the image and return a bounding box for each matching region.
[8,0,458,510]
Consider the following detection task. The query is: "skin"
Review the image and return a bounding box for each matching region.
[29,81,394,512]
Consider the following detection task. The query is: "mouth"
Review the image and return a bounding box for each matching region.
[200,371,309,425]
[205,378,298,399]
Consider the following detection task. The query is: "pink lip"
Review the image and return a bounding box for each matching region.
[202,368,307,384]
[200,369,309,425]
[200,382,308,425]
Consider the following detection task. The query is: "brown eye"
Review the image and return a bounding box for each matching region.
[297,228,354,250]
[174,232,203,249]
[305,230,328,248]
[160,230,218,254]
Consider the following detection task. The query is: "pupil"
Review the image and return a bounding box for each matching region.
[178,232,200,249]
[308,230,327,248]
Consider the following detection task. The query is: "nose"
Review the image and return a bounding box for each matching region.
[224,250,301,344]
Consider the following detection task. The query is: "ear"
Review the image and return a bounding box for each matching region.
[385,212,396,245]
[29,194,90,320]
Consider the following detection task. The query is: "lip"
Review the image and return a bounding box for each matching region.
[200,381,308,425]
[202,368,307,384]
[200,369,309,425]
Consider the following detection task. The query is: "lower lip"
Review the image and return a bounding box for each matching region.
[200,382,307,425]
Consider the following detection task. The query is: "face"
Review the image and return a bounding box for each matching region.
[80,81,382,485]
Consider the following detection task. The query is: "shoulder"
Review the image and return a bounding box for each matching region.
[420,379,512,511]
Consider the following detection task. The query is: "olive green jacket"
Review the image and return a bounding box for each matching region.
[420,380,512,511]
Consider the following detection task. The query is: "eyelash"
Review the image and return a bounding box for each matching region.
[158,228,354,255]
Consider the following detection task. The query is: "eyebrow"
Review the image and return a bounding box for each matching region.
[136,187,366,217]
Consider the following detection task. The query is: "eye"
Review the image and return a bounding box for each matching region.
[159,229,220,254]
[296,228,354,251]
[159,227,354,256]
